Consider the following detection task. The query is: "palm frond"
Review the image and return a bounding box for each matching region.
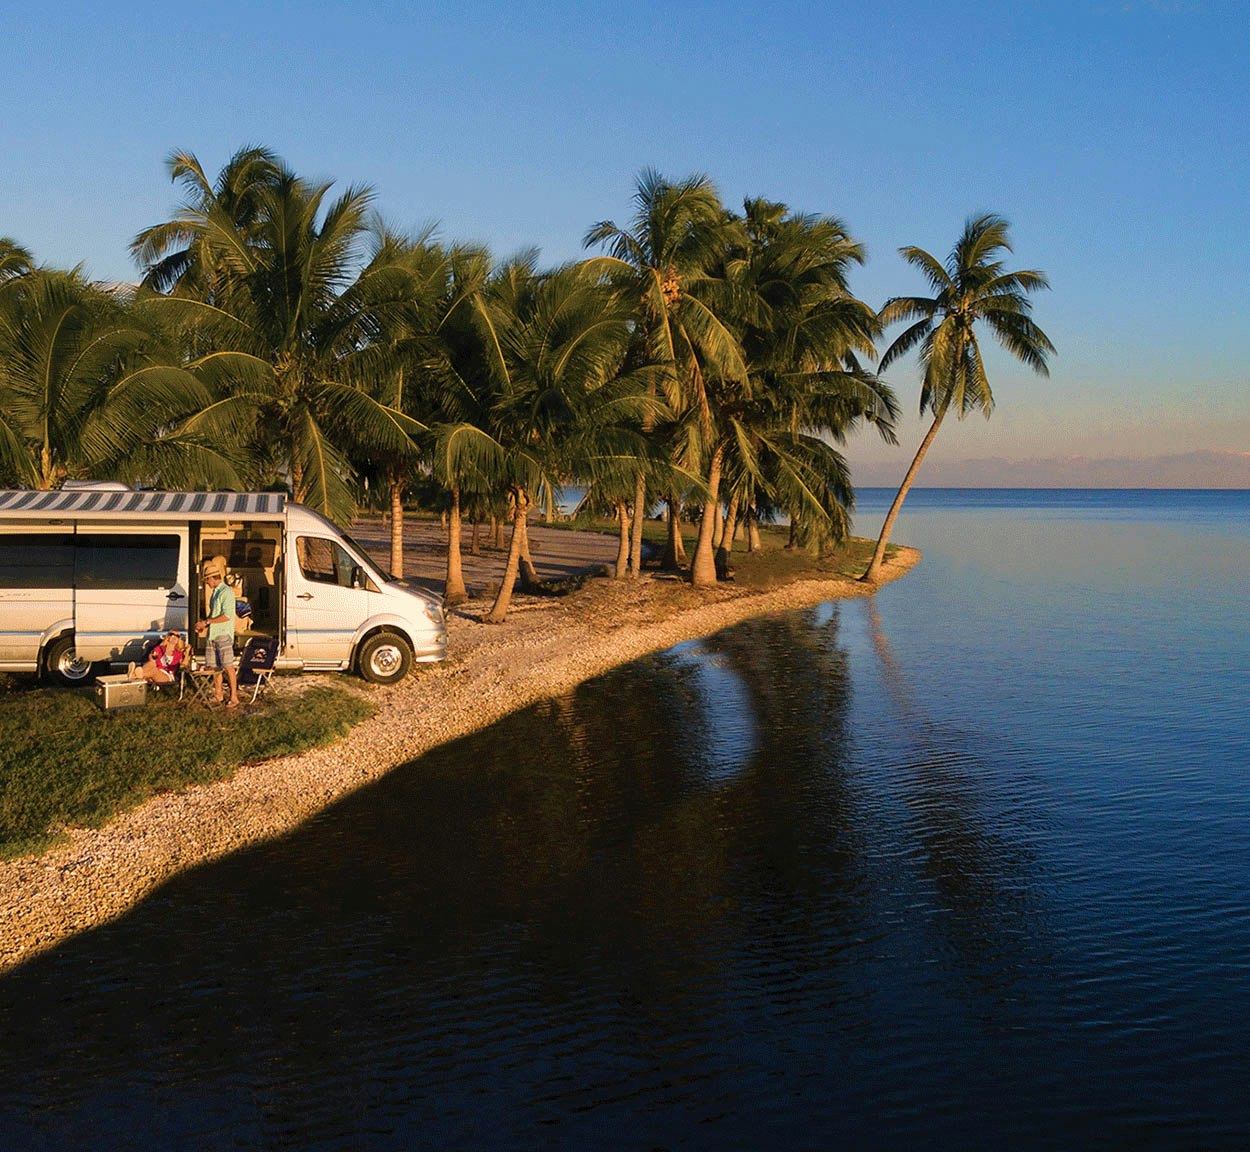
[899,246,951,293]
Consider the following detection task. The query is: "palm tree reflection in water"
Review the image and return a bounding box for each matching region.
[861,595,1051,987]
[0,605,1052,1147]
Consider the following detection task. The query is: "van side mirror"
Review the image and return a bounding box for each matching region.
[351,565,365,590]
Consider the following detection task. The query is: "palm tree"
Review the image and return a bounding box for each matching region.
[687,199,897,585]
[0,238,32,283]
[130,146,283,295]
[583,171,747,576]
[0,268,229,489]
[862,214,1053,580]
[136,152,425,524]
[342,225,458,577]
[414,242,505,604]
[475,263,658,623]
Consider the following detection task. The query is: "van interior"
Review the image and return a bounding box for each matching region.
[192,522,283,648]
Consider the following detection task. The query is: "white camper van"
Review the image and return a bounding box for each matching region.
[0,486,446,686]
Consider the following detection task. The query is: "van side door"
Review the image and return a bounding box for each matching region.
[73,529,189,663]
[285,535,377,666]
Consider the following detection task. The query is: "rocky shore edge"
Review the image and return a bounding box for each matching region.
[1,549,919,973]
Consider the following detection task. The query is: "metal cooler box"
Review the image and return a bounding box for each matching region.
[95,674,148,711]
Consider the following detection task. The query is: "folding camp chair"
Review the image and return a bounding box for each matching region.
[236,636,279,704]
[137,634,188,700]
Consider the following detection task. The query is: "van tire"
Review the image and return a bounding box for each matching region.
[45,634,96,687]
[357,632,413,685]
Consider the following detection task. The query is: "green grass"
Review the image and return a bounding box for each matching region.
[541,514,898,587]
[727,531,898,589]
[0,679,373,859]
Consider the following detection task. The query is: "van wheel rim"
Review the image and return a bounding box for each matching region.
[58,650,92,681]
[369,644,403,676]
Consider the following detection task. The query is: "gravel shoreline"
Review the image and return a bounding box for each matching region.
[0,549,919,973]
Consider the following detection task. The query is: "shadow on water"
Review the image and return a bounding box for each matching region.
[0,608,1088,1150]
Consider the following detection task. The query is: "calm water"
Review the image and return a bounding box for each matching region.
[1,489,1248,1150]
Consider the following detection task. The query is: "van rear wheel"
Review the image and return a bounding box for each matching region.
[46,634,96,687]
[358,633,412,685]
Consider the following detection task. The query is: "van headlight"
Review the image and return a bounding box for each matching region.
[421,599,444,625]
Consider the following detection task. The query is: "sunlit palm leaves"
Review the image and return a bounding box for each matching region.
[687,198,897,581]
[0,269,227,488]
[135,149,427,523]
[478,263,663,620]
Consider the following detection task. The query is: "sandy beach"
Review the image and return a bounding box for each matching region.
[0,523,918,974]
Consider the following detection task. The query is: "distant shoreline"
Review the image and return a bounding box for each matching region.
[0,547,920,973]
[853,485,1250,492]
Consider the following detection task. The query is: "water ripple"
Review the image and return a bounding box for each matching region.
[2,498,1250,1148]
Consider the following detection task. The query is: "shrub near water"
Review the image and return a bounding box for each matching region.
[0,684,373,858]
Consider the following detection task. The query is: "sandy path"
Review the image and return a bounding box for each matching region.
[0,531,919,973]
[347,513,626,596]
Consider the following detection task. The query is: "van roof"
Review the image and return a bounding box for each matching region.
[0,489,288,521]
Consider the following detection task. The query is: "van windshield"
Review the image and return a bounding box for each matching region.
[339,532,392,583]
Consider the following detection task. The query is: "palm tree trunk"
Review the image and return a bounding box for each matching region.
[614,501,631,578]
[492,515,503,550]
[715,492,739,580]
[629,383,657,577]
[690,444,725,588]
[470,519,481,555]
[660,496,685,569]
[444,484,467,606]
[518,511,541,591]
[486,489,527,623]
[786,517,798,550]
[747,509,761,553]
[711,503,724,549]
[388,470,405,579]
[862,407,946,581]
[628,470,646,577]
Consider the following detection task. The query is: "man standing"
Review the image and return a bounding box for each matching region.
[195,563,240,708]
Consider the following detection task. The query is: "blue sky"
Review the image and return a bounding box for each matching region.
[4,0,1247,484]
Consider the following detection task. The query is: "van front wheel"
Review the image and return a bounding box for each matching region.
[358,633,413,685]
[46,635,96,687]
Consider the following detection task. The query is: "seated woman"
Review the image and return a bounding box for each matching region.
[128,631,189,684]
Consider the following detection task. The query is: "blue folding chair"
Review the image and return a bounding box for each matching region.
[237,636,279,704]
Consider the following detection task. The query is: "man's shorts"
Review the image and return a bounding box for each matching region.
[204,636,236,670]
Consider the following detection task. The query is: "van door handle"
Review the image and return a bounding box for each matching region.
[167,591,185,600]
[297,593,314,600]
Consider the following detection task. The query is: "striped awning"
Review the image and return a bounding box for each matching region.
[0,489,288,520]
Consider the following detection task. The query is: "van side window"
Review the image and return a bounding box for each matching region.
[0,534,75,587]
[75,535,180,589]
[296,537,356,588]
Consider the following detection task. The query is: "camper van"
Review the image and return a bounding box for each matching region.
[0,486,447,686]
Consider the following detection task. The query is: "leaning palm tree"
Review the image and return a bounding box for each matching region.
[862,214,1053,580]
